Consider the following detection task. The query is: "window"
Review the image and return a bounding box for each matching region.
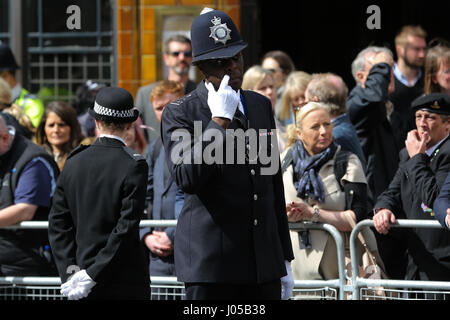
[22,0,115,104]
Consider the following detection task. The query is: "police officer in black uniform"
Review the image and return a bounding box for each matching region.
[48,87,150,300]
[161,9,294,300]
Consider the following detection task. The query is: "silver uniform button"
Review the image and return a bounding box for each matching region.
[250,169,255,175]
[253,194,258,200]
[254,219,258,226]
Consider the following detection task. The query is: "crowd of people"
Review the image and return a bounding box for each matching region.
[0,8,449,301]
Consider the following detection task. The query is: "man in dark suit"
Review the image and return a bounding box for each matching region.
[373,93,450,281]
[161,9,294,300]
[434,171,450,229]
[48,87,150,300]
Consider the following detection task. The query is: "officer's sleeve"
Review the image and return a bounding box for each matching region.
[86,158,149,282]
[161,101,223,194]
[48,171,77,282]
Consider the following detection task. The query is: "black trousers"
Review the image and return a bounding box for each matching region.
[185,279,281,300]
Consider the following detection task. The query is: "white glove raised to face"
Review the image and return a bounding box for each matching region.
[280,260,294,300]
[61,269,96,300]
[205,74,240,121]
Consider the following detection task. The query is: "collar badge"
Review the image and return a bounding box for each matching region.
[209,16,231,44]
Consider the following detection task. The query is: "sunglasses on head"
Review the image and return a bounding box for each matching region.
[168,50,192,57]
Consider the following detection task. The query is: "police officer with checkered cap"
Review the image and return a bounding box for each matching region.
[160,8,294,300]
[49,86,150,300]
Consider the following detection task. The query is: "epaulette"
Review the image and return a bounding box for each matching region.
[169,93,193,106]
[123,145,146,161]
[67,144,90,159]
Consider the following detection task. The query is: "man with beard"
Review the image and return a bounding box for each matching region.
[136,35,197,143]
[389,25,428,139]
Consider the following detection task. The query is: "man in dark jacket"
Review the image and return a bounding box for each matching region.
[373,93,450,281]
[48,87,150,300]
[347,46,400,205]
[0,116,59,276]
[347,46,406,279]
[161,9,294,300]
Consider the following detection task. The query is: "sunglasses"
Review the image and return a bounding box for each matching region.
[168,50,192,57]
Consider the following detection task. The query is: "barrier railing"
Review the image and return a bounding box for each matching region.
[349,219,450,300]
[289,221,346,300]
[0,220,346,300]
[3,219,449,300]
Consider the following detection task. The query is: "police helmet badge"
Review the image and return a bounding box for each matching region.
[209,16,231,44]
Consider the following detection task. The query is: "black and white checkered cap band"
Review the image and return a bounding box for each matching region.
[94,101,135,118]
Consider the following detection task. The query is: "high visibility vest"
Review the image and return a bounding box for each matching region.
[14,88,45,128]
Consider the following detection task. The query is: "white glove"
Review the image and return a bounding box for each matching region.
[61,269,96,300]
[205,75,240,121]
[280,260,294,300]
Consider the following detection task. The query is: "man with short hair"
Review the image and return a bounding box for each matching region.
[389,25,428,134]
[49,87,150,300]
[373,93,450,281]
[0,116,59,276]
[305,73,366,169]
[0,44,44,128]
[136,35,197,143]
[161,9,294,300]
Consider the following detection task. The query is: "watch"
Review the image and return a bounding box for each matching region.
[312,207,320,223]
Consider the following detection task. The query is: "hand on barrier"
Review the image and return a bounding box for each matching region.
[280,260,294,300]
[373,208,396,234]
[206,75,240,121]
[61,269,96,300]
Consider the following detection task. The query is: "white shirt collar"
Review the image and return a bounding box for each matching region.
[393,63,422,87]
[99,134,126,145]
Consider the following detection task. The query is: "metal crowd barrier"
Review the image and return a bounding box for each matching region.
[289,222,346,300]
[2,219,449,300]
[0,220,347,300]
[349,219,450,300]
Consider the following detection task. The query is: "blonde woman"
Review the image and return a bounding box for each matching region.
[281,102,368,284]
[242,65,286,152]
[278,71,312,128]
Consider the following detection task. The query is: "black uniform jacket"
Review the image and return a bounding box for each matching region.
[48,137,150,298]
[375,136,450,280]
[161,81,294,284]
